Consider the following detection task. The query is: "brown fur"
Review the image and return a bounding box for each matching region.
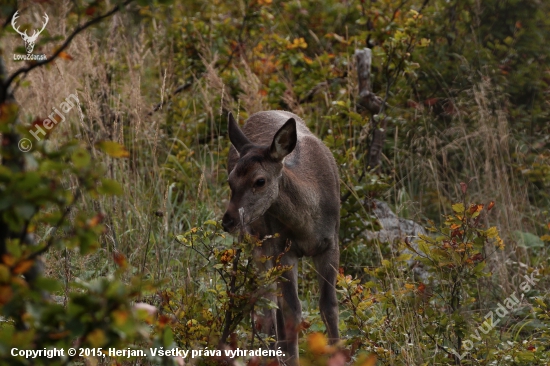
[222,111,340,365]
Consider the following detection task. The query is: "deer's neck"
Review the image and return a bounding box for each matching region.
[269,169,316,234]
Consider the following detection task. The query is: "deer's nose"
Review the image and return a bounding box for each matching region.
[222,212,234,232]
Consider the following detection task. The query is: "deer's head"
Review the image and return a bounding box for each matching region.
[11,11,49,54]
[222,112,297,233]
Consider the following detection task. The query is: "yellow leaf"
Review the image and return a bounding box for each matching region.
[220,249,236,264]
[486,226,499,239]
[112,309,129,326]
[58,51,74,60]
[359,353,377,366]
[307,332,328,354]
[418,38,431,47]
[496,236,505,250]
[95,141,130,158]
[469,203,484,216]
[13,260,34,275]
[2,255,15,266]
[88,213,104,228]
[287,37,308,49]
[86,328,106,347]
[452,203,465,214]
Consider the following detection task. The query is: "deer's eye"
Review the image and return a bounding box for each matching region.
[255,178,265,187]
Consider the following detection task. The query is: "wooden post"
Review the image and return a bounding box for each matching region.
[355,48,385,172]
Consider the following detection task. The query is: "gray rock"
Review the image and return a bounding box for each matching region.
[364,199,429,281]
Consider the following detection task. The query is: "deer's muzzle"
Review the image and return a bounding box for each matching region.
[221,211,236,232]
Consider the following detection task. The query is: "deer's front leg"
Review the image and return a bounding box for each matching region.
[313,244,340,344]
[277,253,300,366]
[252,244,278,343]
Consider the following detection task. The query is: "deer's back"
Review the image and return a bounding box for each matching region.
[228,111,338,184]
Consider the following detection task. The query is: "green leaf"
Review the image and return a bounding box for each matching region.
[6,239,22,258]
[71,148,91,168]
[162,328,174,347]
[396,253,412,261]
[0,265,10,283]
[418,240,431,256]
[34,277,62,292]
[514,351,536,362]
[98,178,123,196]
[534,297,547,308]
[473,261,486,274]
[14,203,36,220]
[513,230,544,248]
[418,234,433,243]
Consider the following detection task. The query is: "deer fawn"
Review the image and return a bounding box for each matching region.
[222,111,340,365]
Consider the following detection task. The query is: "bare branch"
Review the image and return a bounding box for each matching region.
[2,8,16,29]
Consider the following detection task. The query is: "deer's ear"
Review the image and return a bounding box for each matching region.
[270,118,297,161]
[228,112,251,154]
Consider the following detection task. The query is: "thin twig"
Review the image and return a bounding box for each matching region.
[220,247,242,344]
